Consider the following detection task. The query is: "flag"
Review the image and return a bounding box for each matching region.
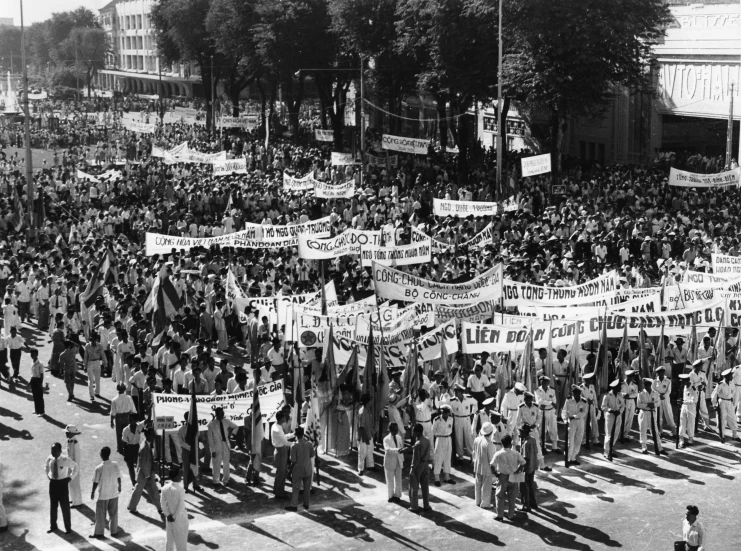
[561,330,580,405]
[224,192,233,217]
[80,248,113,308]
[402,339,419,400]
[545,321,554,381]
[251,378,264,473]
[377,338,389,436]
[335,342,358,391]
[595,311,610,394]
[688,318,698,364]
[714,312,726,379]
[363,325,377,430]
[144,269,183,328]
[518,327,534,392]
[616,323,629,380]
[440,335,450,380]
[12,188,23,232]
[304,393,321,447]
[185,387,199,476]
[638,326,647,382]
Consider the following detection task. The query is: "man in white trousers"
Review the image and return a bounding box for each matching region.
[207,407,238,487]
[535,376,559,452]
[161,466,189,551]
[472,422,495,509]
[561,385,586,467]
[653,366,676,436]
[637,378,665,455]
[383,423,405,502]
[432,405,456,486]
[712,369,738,440]
[65,425,83,508]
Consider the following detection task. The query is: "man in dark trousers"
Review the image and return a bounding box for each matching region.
[408,423,432,513]
[285,426,315,512]
[60,340,79,401]
[45,442,79,534]
[127,428,164,517]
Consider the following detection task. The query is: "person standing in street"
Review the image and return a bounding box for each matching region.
[518,424,539,512]
[472,422,495,509]
[602,380,624,459]
[490,434,525,522]
[110,385,137,454]
[29,348,45,416]
[121,417,143,485]
[432,405,456,486]
[382,422,405,503]
[284,426,315,512]
[357,393,375,476]
[7,327,25,381]
[271,411,291,499]
[45,442,79,534]
[408,423,432,513]
[128,429,164,518]
[161,466,189,551]
[207,407,238,487]
[561,385,587,467]
[84,333,106,402]
[65,425,83,508]
[175,412,202,493]
[60,340,79,402]
[89,446,121,539]
[680,504,705,551]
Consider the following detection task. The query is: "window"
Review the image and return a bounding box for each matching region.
[138,36,143,50]
[125,16,130,29]
[126,37,131,49]
[137,15,142,29]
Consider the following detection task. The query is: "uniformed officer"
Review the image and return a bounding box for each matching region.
[653,366,676,436]
[637,378,665,455]
[689,359,709,430]
[450,384,475,460]
[432,405,455,486]
[535,376,559,452]
[580,372,600,447]
[65,425,83,508]
[489,410,507,453]
[678,373,697,447]
[387,370,406,432]
[516,392,540,450]
[471,397,496,441]
[601,380,624,460]
[620,370,639,441]
[429,370,446,407]
[711,368,738,440]
[500,382,526,435]
[562,385,587,467]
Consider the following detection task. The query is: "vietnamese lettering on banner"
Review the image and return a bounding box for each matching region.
[145,227,261,256]
[502,271,619,307]
[165,147,226,165]
[668,167,741,188]
[418,320,459,361]
[412,224,492,252]
[298,229,382,260]
[361,239,432,267]
[152,380,284,430]
[314,129,334,142]
[122,119,155,134]
[314,179,355,199]
[521,153,552,177]
[219,115,258,129]
[213,157,248,176]
[712,253,741,275]
[434,301,496,325]
[283,172,316,191]
[381,134,429,155]
[682,270,737,285]
[373,262,503,304]
[433,198,498,218]
[331,152,357,166]
[367,153,398,167]
[521,292,661,320]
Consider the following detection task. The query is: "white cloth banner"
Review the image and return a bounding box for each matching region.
[213,158,248,176]
[331,152,356,166]
[668,167,741,188]
[434,301,496,325]
[298,229,382,260]
[712,253,741,276]
[521,154,552,177]
[219,115,258,129]
[433,198,498,218]
[412,224,492,252]
[165,147,226,165]
[123,119,155,134]
[373,262,503,304]
[502,271,620,307]
[367,153,398,167]
[360,239,432,267]
[76,170,100,182]
[283,172,315,191]
[314,129,334,142]
[313,179,355,199]
[381,134,428,155]
[152,380,284,430]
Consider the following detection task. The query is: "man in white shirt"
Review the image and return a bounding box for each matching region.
[383,422,405,502]
[682,504,705,551]
[45,442,79,534]
[90,446,121,539]
[271,411,292,498]
[161,466,189,551]
[15,275,31,323]
[207,407,239,486]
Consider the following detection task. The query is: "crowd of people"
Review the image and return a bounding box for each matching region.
[0,91,727,550]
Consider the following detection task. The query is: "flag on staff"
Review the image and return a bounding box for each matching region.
[440,335,450,380]
[688,318,698,364]
[224,192,233,217]
[561,330,580,405]
[595,311,610,394]
[363,325,377,425]
[185,386,199,476]
[638,326,648,382]
[517,328,534,391]
[304,395,320,446]
[80,247,114,308]
[12,188,23,232]
[715,312,726,376]
[616,323,629,380]
[402,339,419,400]
[144,267,183,336]
[545,321,554,381]
[252,378,264,473]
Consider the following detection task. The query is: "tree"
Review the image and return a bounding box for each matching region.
[489,0,670,183]
[151,0,224,130]
[0,26,23,73]
[61,28,109,97]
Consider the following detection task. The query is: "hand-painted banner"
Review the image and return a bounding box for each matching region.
[123,119,155,134]
[669,167,741,188]
[298,229,382,259]
[165,147,226,165]
[313,179,355,199]
[360,239,432,267]
[520,292,661,320]
[283,172,315,191]
[434,301,496,325]
[412,223,493,252]
[219,115,258,130]
[433,198,498,218]
[502,271,619,307]
[145,227,261,256]
[712,253,741,276]
[314,129,334,142]
[418,320,459,361]
[521,154,552,177]
[683,270,735,285]
[367,153,398,167]
[152,380,284,430]
[77,170,100,182]
[373,262,503,304]
[331,152,357,166]
[213,158,248,176]
[382,134,428,155]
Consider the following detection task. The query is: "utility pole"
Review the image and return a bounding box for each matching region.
[360,55,365,190]
[158,57,164,125]
[495,0,503,200]
[210,55,215,134]
[727,83,734,168]
[75,35,80,103]
[20,0,34,237]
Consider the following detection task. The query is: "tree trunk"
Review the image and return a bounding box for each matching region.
[456,114,471,185]
[549,107,566,186]
[230,81,241,117]
[436,94,448,150]
[331,83,348,152]
[258,80,267,130]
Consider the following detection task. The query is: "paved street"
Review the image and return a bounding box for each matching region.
[1,321,740,551]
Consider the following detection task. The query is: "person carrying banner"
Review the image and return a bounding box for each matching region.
[449,384,474,460]
[602,380,624,460]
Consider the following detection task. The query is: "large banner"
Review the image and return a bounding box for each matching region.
[434,301,496,325]
[314,179,355,199]
[213,158,248,176]
[314,129,334,142]
[712,253,741,276]
[283,172,315,191]
[668,167,741,188]
[152,380,284,430]
[145,227,260,256]
[433,198,498,218]
[298,229,382,260]
[521,154,552,177]
[502,271,619,307]
[373,262,503,304]
[368,153,398,167]
[165,148,227,165]
[381,134,428,155]
[122,119,155,134]
[360,239,432,267]
[520,292,662,319]
[331,152,357,166]
[219,115,258,130]
[412,224,492,252]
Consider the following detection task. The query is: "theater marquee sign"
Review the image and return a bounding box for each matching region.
[658,63,741,119]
